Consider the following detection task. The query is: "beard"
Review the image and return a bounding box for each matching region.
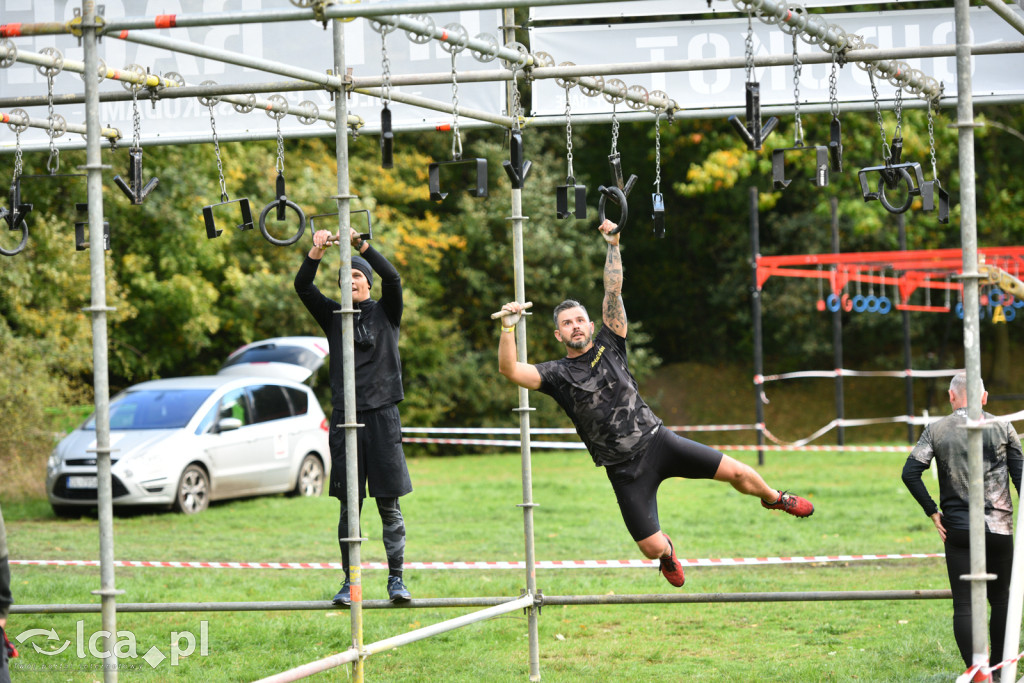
[564,331,592,350]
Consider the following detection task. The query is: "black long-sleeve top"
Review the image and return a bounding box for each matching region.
[294,245,404,412]
[902,408,1024,535]
[0,507,11,620]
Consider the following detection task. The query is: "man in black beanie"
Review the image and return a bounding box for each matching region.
[295,226,412,605]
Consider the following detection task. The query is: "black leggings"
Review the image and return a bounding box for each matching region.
[338,497,406,578]
[944,527,1014,668]
[605,427,723,542]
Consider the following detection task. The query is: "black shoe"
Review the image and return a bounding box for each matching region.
[387,575,411,603]
[332,580,351,606]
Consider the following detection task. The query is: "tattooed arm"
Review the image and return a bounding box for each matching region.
[598,219,627,337]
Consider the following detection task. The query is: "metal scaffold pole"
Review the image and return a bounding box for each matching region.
[80,2,122,681]
[953,0,989,676]
[330,16,364,683]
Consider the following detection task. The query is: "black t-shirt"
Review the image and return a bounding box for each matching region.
[535,326,662,467]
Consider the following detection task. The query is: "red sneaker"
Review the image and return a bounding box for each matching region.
[658,533,686,587]
[761,491,814,518]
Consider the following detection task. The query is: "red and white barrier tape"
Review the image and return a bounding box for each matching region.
[11,553,943,571]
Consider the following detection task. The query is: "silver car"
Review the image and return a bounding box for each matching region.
[46,374,331,515]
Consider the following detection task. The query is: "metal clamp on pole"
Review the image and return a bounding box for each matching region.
[74,202,110,251]
[501,129,532,190]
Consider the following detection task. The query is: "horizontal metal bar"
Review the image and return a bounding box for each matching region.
[0,80,322,109]
[0,41,181,89]
[10,589,951,614]
[1,110,120,140]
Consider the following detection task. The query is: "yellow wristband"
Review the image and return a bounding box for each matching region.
[502,326,515,333]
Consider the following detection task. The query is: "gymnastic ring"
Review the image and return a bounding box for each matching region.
[865,295,879,313]
[842,293,853,312]
[955,302,964,319]
[0,218,30,257]
[852,295,868,312]
[877,167,914,214]
[989,288,1004,306]
[258,198,306,246]
[1014,297,1024,309]
[597,185,628,234]
[1005,306,1017,322]
[877,296,892,314]
[826,293,840,312]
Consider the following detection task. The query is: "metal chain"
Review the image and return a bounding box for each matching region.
[131,79,141,148]
[380,31,392,106]
[13,129,23,183]
[207,101,229,202]
[610,102,619,155]
[46,72,59,173]
[868,69,890,161]
[927,99,938,180]
[654,109,662,194]
[564,86,574,178]
[450,51,462,160]
[791,34,803,145]
[744,7,755,83]
[829,51,840,121]
[510,69,523,132]
[893,85,903,139]
[275,116,285,174]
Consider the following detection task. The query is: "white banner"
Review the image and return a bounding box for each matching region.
[529,6,1024,117]
[0,0,505,147]
[531,0,932,22]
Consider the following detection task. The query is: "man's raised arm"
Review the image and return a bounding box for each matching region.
[599,219,627,337]
[497,301,542,390]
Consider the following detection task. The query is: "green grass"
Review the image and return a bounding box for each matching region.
[1,449,990,681]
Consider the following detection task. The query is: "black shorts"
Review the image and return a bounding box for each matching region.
[604,426,723,541]
[328,404,412,500]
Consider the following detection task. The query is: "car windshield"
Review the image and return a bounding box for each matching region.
[221,344,322,372]
[84,389,214,431]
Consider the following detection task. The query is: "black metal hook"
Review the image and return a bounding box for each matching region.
[0,180,31,256]
[113,146,159,205]
[857,162,925,215]
[921,178,950,224]
[74,202,110,251]
[651,193,666,238]
[728,82,779,152]
[258,171,307,246]
[308,210,373,242]
[829,118,843,173]
[380,105,394,170]
[771,144,830,190]
[556,177,587,220]
[427,158,488,201]
[502,130,532,190]
[202,197,254,239]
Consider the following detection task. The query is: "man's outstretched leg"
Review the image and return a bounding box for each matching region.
[637,531,685,587]
[713,455,814,517]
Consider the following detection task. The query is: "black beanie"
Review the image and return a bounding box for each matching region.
[340,255,374,289]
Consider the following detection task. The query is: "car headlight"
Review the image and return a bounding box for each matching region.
[47,450,61,475]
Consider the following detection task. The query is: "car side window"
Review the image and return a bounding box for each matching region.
[283,387,309,415]
[220,388,252,425]
[250,385,293,424]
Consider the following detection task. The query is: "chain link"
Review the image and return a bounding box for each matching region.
[654,109,662,195]
[46,72,59,174]
[563,86,574,179]
[510,70,523,132]
[207,100,229,202]
[829,51,840,121]
[13,129,22,184]
[610,102,619,156]
[927,99,938,180]
[744,7,755,83]
[131,80,141,148]
[868,69,890,161]
[380,31,392,106]
[893,85,903,139]
[791,34,803,146]
[275,117,285,174]
[450,51,462,160]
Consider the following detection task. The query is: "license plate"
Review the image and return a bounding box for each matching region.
[67,476,98,489]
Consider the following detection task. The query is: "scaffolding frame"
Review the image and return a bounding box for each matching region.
[2,0,1023,680]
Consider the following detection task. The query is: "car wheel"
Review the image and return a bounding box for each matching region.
[292,454,325,497]
[174,465,210,514]
[51,504,82,518]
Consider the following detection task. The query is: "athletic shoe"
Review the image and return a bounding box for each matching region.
[387,575,412,603]
[761,491,814,517]
[658,533,686,587]
[332,580,351,606]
